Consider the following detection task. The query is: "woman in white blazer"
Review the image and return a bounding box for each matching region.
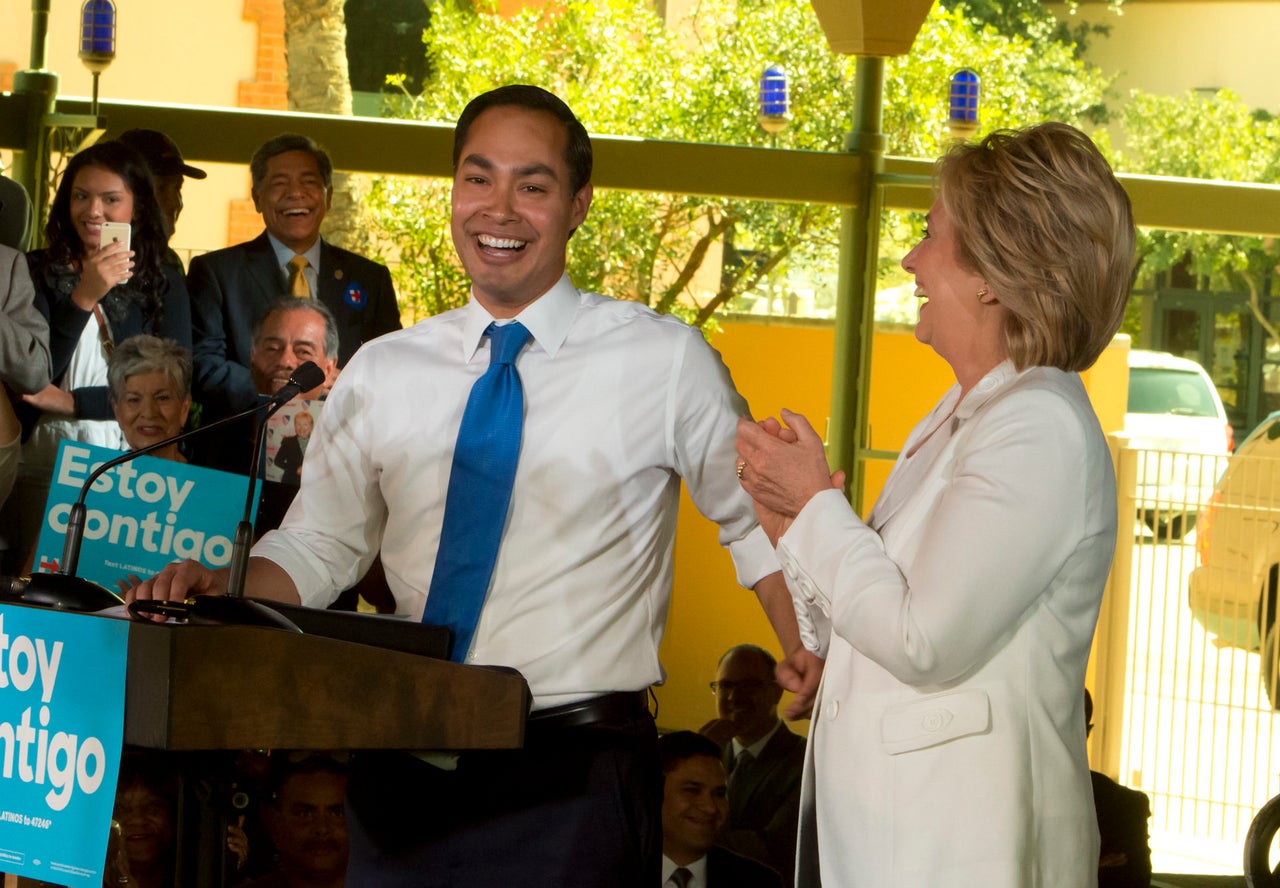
[734,123,1135,887]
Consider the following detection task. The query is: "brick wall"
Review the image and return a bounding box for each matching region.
[239,0,288,111]
[225,0,289,244]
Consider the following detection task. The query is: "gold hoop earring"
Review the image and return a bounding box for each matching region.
[976,287,989,302]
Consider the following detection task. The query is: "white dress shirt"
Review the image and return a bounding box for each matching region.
[728,718,782,763]
[662,854,707,887]
[254,275,778,708]
[267,232,321,296]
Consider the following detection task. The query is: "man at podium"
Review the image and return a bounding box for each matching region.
[130,84,821,888]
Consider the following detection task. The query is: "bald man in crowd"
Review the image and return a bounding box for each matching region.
[701,644,805,886]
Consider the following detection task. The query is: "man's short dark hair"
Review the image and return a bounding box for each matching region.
[266,752,348,805]
[250,133,334,191]
[452,85,593,195]
[254,296,340,361]
[658,730,723,777]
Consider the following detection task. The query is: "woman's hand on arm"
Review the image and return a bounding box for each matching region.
[21,383,75,416]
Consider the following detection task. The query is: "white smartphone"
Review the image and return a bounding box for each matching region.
[99,221,131,251]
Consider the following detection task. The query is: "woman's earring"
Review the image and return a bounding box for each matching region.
[976,287,990,302]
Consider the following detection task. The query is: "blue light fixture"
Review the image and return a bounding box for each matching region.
[79,0,116,113]
[758,64,790,138]
[947,68,980,140]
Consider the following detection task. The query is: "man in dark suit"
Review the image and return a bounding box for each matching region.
[659,731,781,888]
[1086,689,1153,887]
[700,644,804,887]
[187,133,399,420]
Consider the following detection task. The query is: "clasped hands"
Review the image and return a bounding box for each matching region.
[734,409,845,546]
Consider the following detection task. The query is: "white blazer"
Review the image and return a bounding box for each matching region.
[777,361,1111,888]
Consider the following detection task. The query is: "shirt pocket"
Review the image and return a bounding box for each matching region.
[880,688,991,755]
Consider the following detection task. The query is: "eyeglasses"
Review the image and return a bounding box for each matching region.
[709,679,772,695]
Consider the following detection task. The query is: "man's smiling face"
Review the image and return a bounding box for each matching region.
[450,105,592,318]
[252,150,331,253]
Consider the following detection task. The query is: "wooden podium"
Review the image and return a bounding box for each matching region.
[125,618,530,751]
[120,613,530,888]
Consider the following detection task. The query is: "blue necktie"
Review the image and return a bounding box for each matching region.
[423,322,532,661]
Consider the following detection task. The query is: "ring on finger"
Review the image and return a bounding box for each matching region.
[736,460,746,479]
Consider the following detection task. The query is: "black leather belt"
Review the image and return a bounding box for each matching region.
[527,690,650,730]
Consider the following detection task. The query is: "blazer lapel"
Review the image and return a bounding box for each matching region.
[245,233,285,304]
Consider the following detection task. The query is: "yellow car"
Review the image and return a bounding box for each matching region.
[1188,412,1280,706]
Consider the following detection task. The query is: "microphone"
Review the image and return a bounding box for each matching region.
[13,363,325,624]
[225,361,327,600]
[263,361,327,410]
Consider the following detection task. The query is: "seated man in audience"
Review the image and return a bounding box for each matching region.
[236,753,349,888]
[187,133,399,420]
[659,731,781,888]
[699,644,803,885]
[192,296,338,477]
[1086,689,1153,888]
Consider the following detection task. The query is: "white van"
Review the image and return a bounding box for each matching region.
[1123,349,1233,539]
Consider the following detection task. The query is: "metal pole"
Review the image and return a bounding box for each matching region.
[29,0,51,70]
[10,0,59,243]
[826,56,885,514]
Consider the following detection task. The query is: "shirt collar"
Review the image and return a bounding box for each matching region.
[730,719,782,760]
[267,232,323,271]
[954,358,1020,420]
[661,853,708,886]
[460,273,581,364]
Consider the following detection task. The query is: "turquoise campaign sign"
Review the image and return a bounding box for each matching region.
[33,440,257,595]
[0,604,128,885]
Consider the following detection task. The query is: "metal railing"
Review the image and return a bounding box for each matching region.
[1109,439,1280,873]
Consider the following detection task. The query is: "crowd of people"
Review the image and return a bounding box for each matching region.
[0,81,1152,887]
[0,125,395,580]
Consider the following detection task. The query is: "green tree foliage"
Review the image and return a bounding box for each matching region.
[1116,90,1280,292]
[938,0,1123,57]
[367,0,1111,323]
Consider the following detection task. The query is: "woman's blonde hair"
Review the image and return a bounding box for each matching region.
[938,122,1135,372]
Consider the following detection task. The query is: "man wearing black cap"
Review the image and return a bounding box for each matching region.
[116,128,207,270]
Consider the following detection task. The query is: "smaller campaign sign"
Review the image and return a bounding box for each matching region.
[264,399,323,487]
[0,604,129,885]
[32,441,257,594]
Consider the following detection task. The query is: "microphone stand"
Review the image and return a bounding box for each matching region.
[225,395,287,600]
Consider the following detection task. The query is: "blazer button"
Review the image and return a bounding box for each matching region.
[824,699,840,721]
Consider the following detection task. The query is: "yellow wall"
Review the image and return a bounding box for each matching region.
[1,1,260,255]
[656,318,1129,734]
[1046,2,1280,116]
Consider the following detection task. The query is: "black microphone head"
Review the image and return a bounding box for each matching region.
[289,361,327,395]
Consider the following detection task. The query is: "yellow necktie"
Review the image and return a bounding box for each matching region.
[288,254,312,298]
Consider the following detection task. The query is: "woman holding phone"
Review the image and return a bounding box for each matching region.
[7,141,191,564]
